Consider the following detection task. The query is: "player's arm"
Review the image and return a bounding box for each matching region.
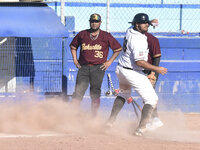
[100,33,122,71]
[136,60,167,75]
[70,46,81,69]
[70,33,81,69]
[134,40,166,75]
[100,49,121,71]
[149,36,161,78]
[151,37,161,67]
[108,49,121,64]
[147,56,161,86]
[149,56,160,77]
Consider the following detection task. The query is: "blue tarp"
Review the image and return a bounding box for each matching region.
[0,4,68,37]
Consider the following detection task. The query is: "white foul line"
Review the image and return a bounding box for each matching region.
[0,133,65,138]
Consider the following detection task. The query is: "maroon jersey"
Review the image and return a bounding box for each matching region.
[145,32,161,64]
[70,29,122,65]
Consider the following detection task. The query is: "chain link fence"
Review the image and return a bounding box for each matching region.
[47,0,200,37]
[0,37,65,97]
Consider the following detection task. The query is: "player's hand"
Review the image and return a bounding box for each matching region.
[100,61,112,71]
[74,60,81,69]
[157,67,167,75]
[147,72,156,87]
[147,71,155,78]
[147,72,156,80]
[150,19,159,28]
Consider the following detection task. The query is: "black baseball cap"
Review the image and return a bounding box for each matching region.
[89,13,101,22]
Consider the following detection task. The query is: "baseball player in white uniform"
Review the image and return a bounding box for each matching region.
[106,13,167,136]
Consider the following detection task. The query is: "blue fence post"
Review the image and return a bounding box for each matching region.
[179,4,183,31]
[54,1,58,15]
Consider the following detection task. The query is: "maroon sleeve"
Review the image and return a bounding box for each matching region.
[107,33,122,52]
[151,37,161,57]
[70,32,81,50]
[147,33,161,57]
[145,32,161,64]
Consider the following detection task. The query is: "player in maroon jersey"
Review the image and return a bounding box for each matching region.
[70,13,122,116]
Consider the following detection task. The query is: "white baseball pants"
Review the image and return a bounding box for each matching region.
[116,65,158,108]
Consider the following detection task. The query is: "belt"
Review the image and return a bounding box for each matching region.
[84,64,100,66]
[118,63,133,70]
[87,64,94,66]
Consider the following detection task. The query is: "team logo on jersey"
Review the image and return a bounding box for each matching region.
[139,52,143,56]
[82,43,102,51]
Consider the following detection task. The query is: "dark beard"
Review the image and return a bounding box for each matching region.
[133,26,145,34]
[90,27,99,33]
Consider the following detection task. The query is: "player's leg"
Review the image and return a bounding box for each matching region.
[145,71,159,119]
[90,64,105,116]
[71,65,90,106]
[106,96,125,127]
[147,106,163,131]
[147,74,163,130]
[128,72,158,136]
[151,74,159,118]
[152,107,158,118]
[107,85,131,125]
[135,104,154,136]
[106,66,131,126]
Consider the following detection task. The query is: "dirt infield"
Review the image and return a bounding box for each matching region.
[0,99,199,150]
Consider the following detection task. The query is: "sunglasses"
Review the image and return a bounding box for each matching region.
[90,20,101,23]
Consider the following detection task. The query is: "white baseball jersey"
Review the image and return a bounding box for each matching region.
[118,26,149,71]
[116,27,158,107]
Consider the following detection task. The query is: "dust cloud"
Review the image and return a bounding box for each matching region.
[0,93,199,144]
[145,110,200,143]
[0,94,105,135]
